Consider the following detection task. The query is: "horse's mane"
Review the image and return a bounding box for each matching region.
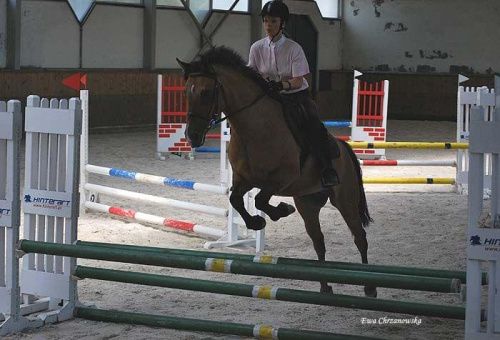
[188,46,281,99]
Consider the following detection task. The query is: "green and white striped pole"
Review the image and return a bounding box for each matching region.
[75,266,468,320]
[76,240,485,285]
[76,307,379,340]
[19,240,461,294]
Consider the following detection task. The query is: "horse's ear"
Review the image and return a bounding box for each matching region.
[176,58,191,75]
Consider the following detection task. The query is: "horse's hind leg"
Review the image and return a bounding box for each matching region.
[334,198,378,298]
[254,189,296,222]
[293,192,332,293]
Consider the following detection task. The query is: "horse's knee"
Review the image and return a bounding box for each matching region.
[254,197,267,211]
[254,191,272,211]
[229,192,244,208]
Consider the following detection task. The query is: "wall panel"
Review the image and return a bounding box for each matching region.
[20,1,79,68]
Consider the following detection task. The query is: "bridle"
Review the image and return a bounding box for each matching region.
[186,72,266,132]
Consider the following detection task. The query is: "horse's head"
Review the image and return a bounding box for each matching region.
[176,58,222,148]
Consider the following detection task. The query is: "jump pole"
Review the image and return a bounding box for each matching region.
[19,240,461,294]
[348,142,469,149]
[324,121,352,127]
[194,147,221,153]
[76,239,488,285]
[85,201,226,239]
[76,307,371,340]
[363,178,456,185]
[86,164,228,195]
[74,265,468,320]
[359,159,456,166]
[84,183,228,217]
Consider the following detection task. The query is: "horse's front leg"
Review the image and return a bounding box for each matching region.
[229,182,266,231]
[254,189,296,222]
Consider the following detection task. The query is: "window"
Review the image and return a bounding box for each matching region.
[190,0,210,23]
[68,0,93,22]
[94,0,142,3]
[157,0,183,7]
[213,0,248,12]
[315,0,339,19]
[260,1,340,19]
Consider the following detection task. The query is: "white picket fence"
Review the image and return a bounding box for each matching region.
[465,76,500,339]
[457,84,496,195]
[20,95,83,323]
[0,100,35,334]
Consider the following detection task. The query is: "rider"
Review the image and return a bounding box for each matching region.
[248,0,339,187]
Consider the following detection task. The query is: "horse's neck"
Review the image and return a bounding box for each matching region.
[218,69,285,137]
[218,69,261,112]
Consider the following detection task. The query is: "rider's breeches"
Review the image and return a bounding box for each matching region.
[284,90,338,168]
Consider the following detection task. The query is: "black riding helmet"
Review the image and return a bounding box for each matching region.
[261,1,290,24]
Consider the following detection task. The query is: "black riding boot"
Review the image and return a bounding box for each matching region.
[321,166,339,187]
[315,130,340,188]
[283,89,341,188]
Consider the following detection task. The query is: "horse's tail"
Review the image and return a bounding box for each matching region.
[338,139,373,228]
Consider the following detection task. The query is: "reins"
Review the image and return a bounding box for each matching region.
[187,72,267,128]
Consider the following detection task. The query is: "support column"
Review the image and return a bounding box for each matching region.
[6,0,20,70]
[144,0,156,70]
[249,0,262,44]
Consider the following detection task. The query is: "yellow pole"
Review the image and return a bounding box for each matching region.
[363,178,456,185]
[348,142,468,149]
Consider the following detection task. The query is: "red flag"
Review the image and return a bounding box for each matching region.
[62,73,82,91]
[80,74,87,89]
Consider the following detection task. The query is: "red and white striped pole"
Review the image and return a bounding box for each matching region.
[85,201,225,239]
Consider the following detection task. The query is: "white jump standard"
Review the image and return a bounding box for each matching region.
[457,80,496,195]
[465,76,500,339]
[0,100,42,335]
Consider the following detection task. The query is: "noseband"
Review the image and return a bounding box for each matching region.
[186,72,266,129]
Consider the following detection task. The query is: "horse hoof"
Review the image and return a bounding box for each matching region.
[247,215,266,230]
[364,286,378,298]
[271,202,296,221]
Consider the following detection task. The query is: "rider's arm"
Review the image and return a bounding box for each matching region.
[282,77,304,91]
[280,44,309,91]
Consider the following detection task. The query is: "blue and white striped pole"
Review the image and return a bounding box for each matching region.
[86,165,228,195]
[323,121,352,127]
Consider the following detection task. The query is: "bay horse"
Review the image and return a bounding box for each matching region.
[177,46,376,297]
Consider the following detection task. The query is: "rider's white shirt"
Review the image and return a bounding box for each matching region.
[248,35,309,94]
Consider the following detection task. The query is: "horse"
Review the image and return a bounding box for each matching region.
[177,46,376,297]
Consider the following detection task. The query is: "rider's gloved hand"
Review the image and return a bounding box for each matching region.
[267,80,284,92]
